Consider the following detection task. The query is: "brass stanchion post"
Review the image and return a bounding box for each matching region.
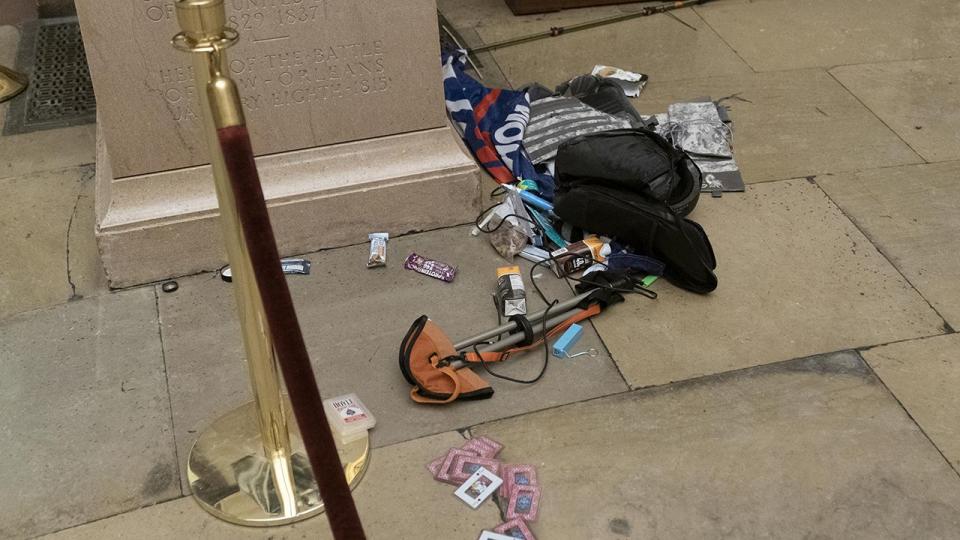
[171,0,369,527]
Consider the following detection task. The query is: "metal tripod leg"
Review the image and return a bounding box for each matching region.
[452,291,593,350]
[448,306,586,370]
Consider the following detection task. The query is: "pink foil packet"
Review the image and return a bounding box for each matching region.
[450,454,502,484]
[493,518,536,540]
[436,448,479,485]
[499,464,538,499]
[507,485,541,522]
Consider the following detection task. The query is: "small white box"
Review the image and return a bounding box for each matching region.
[322,393,376,445]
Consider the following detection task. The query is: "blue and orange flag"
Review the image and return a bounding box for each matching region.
[442,51,555,199]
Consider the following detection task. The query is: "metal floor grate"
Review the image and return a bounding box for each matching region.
[4,17,96,135]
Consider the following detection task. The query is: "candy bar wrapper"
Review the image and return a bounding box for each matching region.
[500,464,538,498]
[494,518,537,540]
[404,253,457,283]
[367,233,389,268]
[461,438,499,459]
[450,454,501,484]
[507,485,541,522]
[437,448,479,485]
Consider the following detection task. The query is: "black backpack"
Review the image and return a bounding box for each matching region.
[554,129,718,294]
[555,128,701,216]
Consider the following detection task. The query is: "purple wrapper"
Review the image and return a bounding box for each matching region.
[404,253,457,283]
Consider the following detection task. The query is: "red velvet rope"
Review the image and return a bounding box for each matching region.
[217,125,366,539]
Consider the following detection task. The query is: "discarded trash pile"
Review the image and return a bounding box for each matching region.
[428,436,541,540]
[443,51,725,295]
[391,52,740,410]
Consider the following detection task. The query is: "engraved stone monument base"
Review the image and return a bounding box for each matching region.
[95,123,483,288]
[78,0,478,287]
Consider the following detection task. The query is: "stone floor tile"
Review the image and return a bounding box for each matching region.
[439,0,653,36]
[831,57,960,163]
[42,431,502,539]
[696,0,960,72]
[818,161,960,328]
[0,166,107,320]
[475,7,752,88]
[0,289,179,539]
[863,334,960,473]
[632,69,922,183]
[474,351,960,539]
[592,179,944,388]
[440,0,561,30]
[0,124,96,181]
[159,225,627,491]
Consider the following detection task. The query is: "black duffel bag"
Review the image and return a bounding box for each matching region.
[554,129,718,294]
[555,128,702,216]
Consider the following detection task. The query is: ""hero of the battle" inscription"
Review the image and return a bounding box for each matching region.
[142,0,391,123]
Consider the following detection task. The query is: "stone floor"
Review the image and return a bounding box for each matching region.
[2,0,960,538]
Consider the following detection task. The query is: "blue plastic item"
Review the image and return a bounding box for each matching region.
[528,207,569,249]
[552,324,585,358]
[505,183,555,214]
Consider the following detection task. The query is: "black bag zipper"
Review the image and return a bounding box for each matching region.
[569,184,676,222]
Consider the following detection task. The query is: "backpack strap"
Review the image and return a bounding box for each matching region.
[409,365,461,405]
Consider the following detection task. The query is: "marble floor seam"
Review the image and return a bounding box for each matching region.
[466,341,960,431]
[859,349,960,479]
[617,332,953,393]
[753,157,960,187]
[721,51,960,76]
[462,350,889,434]
[0,283,136,325]
[825,69,928,164]
[154,286,184,498]
[692,6,758,74]
[0,160,97,183]
[856,329,958,355]
[586,317,631,389]
[379,386,632,449]
[814,179,954,332]
[142,220,479,288]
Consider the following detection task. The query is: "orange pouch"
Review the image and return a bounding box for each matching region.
[399,316,495,404]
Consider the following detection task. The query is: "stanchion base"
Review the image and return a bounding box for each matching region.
[0,65,27,104]
[187,397,370,527]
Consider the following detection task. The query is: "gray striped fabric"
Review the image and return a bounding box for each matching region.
[524,96,632,164]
